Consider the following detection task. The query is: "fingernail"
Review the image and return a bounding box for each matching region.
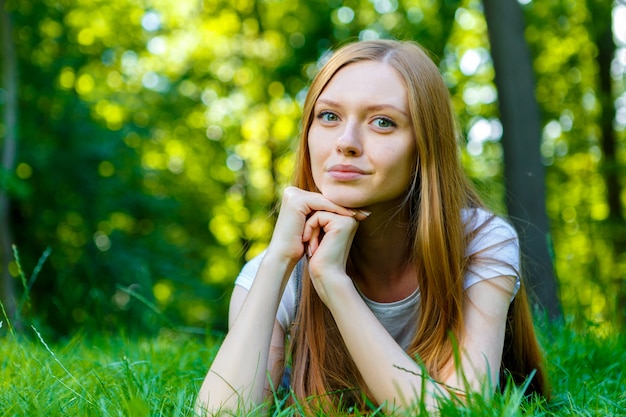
[307,245,313,258]
[357,209,371,217]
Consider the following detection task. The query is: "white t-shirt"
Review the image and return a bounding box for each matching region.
[234,208,520,350]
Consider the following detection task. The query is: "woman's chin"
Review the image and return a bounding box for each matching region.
[321,192,368,209]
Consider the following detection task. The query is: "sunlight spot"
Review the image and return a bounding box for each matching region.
[201,89,217,105]
[216,63,234,82]
[142,11,161,32]
[407,7,424,24]
[40,18,63,39]
[142,152,165,170]
[16,163,32,179]
[178,80,197,97]
[98,161,115,177]
[268,81,284,98]
[249,170,271,190]
[480,85,497,103]
[147,36,166,55]
[106,71,123,89]
[590,202,609,221]
[111,288,130,310]
[613,6,626,45]
[226,154,244,172]
[77,28,95,45]
[121,50,139,76]
[462,84,497,106]
[96,101,125,130]
[555,139,568,157]
[94,231,111,251]
[75,74,95,95]
[589,145,601,163]
[460,49,481,76]
[142,72,169,92]
[8,261,18,277]
[467,118,502,156]
[559,110,574,131]
[209,215,239,245]
[205,261,228,284]
[455,8,476,30]
[272,116,295,140]
[336,7,355,24]
[617,106,626,127]
[206,125,223,141]
[110,212,135,232]
[372,0,398,14]
[168,156,184,174]
[124,132,141,149]
[561,206,577,223]
[582,90,597,111]
[359,29,380,41]
[153,280,173,303]
[59,67,75,89]
[543,120,562,140]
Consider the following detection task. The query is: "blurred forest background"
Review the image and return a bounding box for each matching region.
[0,0,624,338]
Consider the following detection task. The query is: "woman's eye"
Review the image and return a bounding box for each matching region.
[318,111,338,122]
[373,117,396,129]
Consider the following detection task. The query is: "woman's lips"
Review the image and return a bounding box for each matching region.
[327,164,368,180]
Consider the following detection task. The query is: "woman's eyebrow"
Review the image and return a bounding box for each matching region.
[315,98,408,116]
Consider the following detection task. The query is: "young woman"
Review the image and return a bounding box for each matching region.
[196,39,549,414]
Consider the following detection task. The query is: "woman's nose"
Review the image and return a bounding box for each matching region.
[336,122,362,156]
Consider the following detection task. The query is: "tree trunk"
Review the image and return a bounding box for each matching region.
[0,0,18,321]
[482,0,562,321]
[587,0,625,328]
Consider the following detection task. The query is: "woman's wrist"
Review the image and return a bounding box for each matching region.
[311,270,358,307]
[260,248,300,285]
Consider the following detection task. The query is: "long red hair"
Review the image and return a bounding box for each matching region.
[289,40,549,411]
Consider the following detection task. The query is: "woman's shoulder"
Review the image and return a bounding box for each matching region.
[462,207,521,295]
[462,207,518,240]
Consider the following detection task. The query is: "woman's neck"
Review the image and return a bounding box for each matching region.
[349,205,417,303]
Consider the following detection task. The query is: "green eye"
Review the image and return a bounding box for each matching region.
[374,117,395,128]
[319,111,338,122]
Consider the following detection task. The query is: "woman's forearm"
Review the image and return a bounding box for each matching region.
[195,254,295,414]
[324,279,446,412]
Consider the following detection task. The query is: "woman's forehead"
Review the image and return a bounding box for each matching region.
[316,61,408,110]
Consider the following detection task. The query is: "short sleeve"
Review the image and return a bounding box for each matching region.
[234,251,297,332]
[463,209,521,298]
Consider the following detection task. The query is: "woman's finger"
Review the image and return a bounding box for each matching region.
[282,186,357,218]
[305,223,321,256]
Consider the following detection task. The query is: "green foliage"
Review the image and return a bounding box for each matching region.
[0,319,624,416]
[522,0,626,328]
[0,0,624,336]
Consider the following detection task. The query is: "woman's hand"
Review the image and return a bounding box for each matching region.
[302,209,368,305]
[265,187,358,271]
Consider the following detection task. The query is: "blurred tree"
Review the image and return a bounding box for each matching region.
[0,0,19,322]
[482,0,562,320]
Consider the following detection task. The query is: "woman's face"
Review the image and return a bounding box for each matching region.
[308,61,416,209]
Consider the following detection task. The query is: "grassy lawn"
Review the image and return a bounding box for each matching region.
[1,319,624,416]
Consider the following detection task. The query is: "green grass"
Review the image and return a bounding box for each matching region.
[0,318,624,416]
